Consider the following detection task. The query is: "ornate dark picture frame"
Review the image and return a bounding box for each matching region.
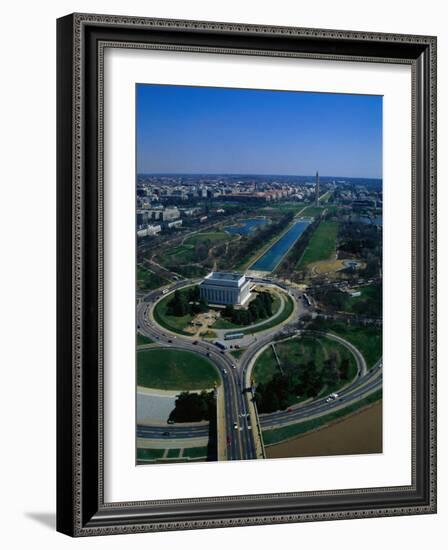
[57,13,437,537]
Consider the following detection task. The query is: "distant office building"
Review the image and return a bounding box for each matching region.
[136,210,149,226]
[137,224,162,238]
[200,272,251,306]
[166,219,182,229]
[147,207,164,220]
[163,206,180,221]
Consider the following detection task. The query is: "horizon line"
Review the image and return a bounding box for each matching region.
[137,172,382,180]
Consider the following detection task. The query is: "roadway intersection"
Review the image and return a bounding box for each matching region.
[136,278,382,461]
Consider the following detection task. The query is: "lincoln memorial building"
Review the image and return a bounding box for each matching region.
[199,272,251,306]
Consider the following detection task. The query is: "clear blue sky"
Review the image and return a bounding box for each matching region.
[136,84,382,178]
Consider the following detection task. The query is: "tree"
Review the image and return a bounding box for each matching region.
[188,285,200,302]
[300,361,322,397]
[340,358,351,380]
[322,352,340,388]
[223,304,234,318]
[169,391,215,423]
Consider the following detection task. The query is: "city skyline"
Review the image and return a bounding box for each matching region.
[136,84,382,178]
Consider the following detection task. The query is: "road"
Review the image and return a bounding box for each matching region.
[136,277,382,460]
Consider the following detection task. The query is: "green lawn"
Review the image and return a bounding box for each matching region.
[324,205,342,215]
[296,221,338,269]
[343,284,382,316]
[212,317,242,330]
[153,287,195,335]
[329,324,382,369]
[158,232,232,267]
[253,346,278,384]
[137,348,221,390]
[136,448,165,460]
[301,206,325,218]
[162,244,196,264]
[229,349,245,359]
[253,335,357,388]
[185,232,231,245]
[262,389,382,445]
[137,334,153,346]
[260,202,307,214]
[312,320,382,369]
[183,446,208,459]
[167,448,181,459]
[318,191,332,203]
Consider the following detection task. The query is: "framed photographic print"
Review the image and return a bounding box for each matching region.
[56,13,437,536]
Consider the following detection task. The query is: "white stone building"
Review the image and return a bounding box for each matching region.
[200,272,251,306]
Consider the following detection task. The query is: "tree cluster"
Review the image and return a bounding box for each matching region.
[314,283,382,319]
[254,349,351,413]
[166,286,208,317]
[314,288,348,313]
[338,221,382,259]
[168,391,216,423]
[222,292,274,326]
[350,284,382,318]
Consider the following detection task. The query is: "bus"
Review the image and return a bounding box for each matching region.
[214,341,227,350]
[224,332,244,341]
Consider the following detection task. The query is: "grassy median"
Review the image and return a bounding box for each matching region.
[153,287,195,335]
[137,348,221,390]
[296,221,338,269]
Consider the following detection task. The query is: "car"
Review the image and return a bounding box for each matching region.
[223,369,227,375]
[192,340,198,345]
[233,422,238,430]
[162,431,170,436]
[325,393,339,403]
[287,408,293,412]
[168,339,173,343]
